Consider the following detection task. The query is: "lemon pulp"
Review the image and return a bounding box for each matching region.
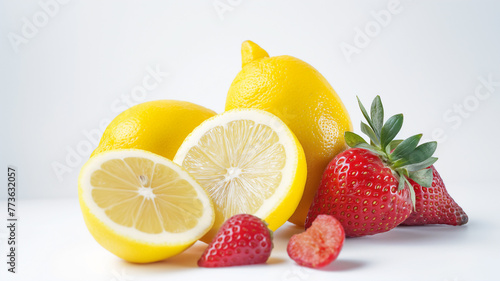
[182,120,285,220]
[174,109,307,242]
[79,149,214,263]
[90,157,204,234]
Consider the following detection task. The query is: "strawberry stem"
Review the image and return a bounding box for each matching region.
[345,96,439,208]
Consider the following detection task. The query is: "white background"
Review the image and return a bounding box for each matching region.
[0,1,499,280]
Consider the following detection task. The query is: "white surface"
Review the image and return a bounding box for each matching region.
[1,1,499,280]
[0,186,497,281]
[1,0,500,199]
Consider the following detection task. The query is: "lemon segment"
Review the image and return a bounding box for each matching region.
[79,149,214,263]
[174,109,307,242]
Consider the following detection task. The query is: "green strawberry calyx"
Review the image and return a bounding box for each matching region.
[344,96,438,208]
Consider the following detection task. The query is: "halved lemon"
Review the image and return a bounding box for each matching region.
[174,109,307,242]
[78,149,214,263]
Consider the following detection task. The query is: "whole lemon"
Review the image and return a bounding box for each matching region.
[92,100,216,159]
[225,41,352,226]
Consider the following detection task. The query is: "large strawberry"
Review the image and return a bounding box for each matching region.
[401,166,468,226]
[306,96,444,237]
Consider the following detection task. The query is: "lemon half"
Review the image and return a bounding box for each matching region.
[78,149,214,263]
[174,109,307,242]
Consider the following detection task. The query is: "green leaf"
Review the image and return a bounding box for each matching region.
[396,167,409,177]
[390,134,422,161]
[380,114,404,150]
[361,122,380,146]
[387,139,403,154]
[406,177,416,209]
[344,131,367,148]
[405,141,437,165]
[396,172,416,209]
[397,171,406,191]
[392,158,406,168]
[370,96,384,138]
[356,143,385,157]
[409,168,433,187]
[405,157,438,172]
[385,143,392,155]
[389,139,404,150]
[357,96,375,133]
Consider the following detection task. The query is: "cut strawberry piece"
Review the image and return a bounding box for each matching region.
[287,215,345,268]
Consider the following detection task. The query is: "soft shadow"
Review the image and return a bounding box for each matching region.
[162,243,207,267]
[369,224,470,244]
[273,223,305,252]
[267,257,286,265]
[319,259,366,272]
[274,223,304,240]
[119,242,207,272]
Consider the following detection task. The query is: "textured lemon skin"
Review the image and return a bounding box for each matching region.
[78,149,215,263]
[91,100,216,159]
[225,41,352,226]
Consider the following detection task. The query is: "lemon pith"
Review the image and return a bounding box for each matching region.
[174,109,307,242]
[79,149,214,263]
[225,41,352,226]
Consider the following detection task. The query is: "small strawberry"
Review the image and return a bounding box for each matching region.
[306,96,442,237]
[401,166,468,226]
[197,214,273,267]
[287,215,345,268]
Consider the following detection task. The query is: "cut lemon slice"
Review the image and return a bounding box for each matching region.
[78,149,214,263]
[174,109,307,242]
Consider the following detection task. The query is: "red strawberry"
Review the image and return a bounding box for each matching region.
[287,215,345,268]
[306,96,466,237]
[401,166,468,226]
[306,148,413,237]
[197,214,273,267]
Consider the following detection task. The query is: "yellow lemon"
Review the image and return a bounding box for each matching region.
[225,41,353,226]
[92,100,216,159]
[79,149,214,263]
[174,109,307,242]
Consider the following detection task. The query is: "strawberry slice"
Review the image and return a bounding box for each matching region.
[287,215,345,268]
